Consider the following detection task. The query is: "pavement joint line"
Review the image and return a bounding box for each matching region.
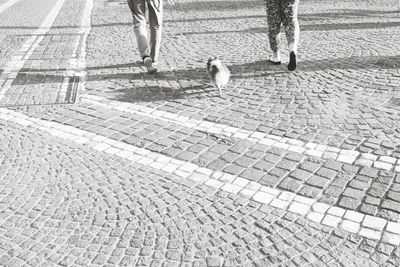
[80,94,400,172]
[1,108,400,245]
[0,0,66,102]
[0,0,20,14]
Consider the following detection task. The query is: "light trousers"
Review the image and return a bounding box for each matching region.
[127,0,163,63]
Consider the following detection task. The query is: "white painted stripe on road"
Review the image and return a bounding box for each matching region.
[1,107,399,245]
[0,0,20,14]
[0,0,66,101]
[80,94,400,172]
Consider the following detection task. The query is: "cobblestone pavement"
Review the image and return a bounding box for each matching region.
[0,0,400,266]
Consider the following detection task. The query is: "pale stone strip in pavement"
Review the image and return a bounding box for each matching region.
[71,0,93,97]
[0,0,20,14]
[80,94,400,172]
[1,107,400,245]
[0,0,67,101]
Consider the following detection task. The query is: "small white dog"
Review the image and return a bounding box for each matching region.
[206,57,230,97]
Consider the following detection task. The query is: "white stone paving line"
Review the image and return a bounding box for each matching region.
[0,0,20,14]
[80,94,400,173]
[1,108,400,246]
[0,0,67,101]
[69,0,93,98]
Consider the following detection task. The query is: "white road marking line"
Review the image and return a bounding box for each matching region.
[0,0,66,101]
[0,0,20,14]
[0,107,399,245]
[80,94,400,172]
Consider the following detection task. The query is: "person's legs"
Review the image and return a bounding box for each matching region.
[127,0,150,60]
[265,0,282,63]
[282,0,299,70]
[148,0,163,65]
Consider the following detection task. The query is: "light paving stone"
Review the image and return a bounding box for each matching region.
[270,199,290,210]
[127,154,143,163]
[340,149,359,156]
[337,154,357,164]
[76,137,90,144]
[380,156,397,164]
[173,169,190,178]
[382,232,400,246]
[211,171,224,180]
[253,192,274,205]
[288,202,310,216]
[305,149,323,158]
[239,189,256,198]
[179,163,198,172]
[134,148,150,156]
[208,127,223,134]
[156,155,171,163]
[219,173,236,183]
[104,147,120,155]
[340,220,360,234]
[321,215,341,228]
[116,150,132,158]
[250,132,266,139]
[322,152,338,160]
[312,203,330,213]
[344,210,365,223]
[361,153,378,161]
[223,126,239,134]
[147,152,159,160]
[152,110,167,117]
[316,145,328,151]
[259,138,276,146]
[274,142,290,150]
[195,167,213,176]
[221,183,242,194]
[48,129,64,137]
[305,143,318,150]
[288,145,305,154]
[233,131,250,139]
[150,161,167,170]
[362,215,387,231]
[92,135,108,142]
[395,166,400,173]
[373,161,392,171]
[327,207,346,217]
[358,227,381,240]
[278,192,296,202]
[287,139,304,146]
[386,222,400,235]
[355,159,373,167]
[161,164,180,173]
[205,179,224,189]
[294,195,315,205]
[246,181,262,191]
[137,157,154,165]
[268,135,281,141]
[113,141,130,150]
[260,186,280,196]
[233,177,249,187]
[188,173,209,183]
[103,138,119,146]
[307,212,324,224]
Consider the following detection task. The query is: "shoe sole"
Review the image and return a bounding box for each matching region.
[268,59,281,65]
